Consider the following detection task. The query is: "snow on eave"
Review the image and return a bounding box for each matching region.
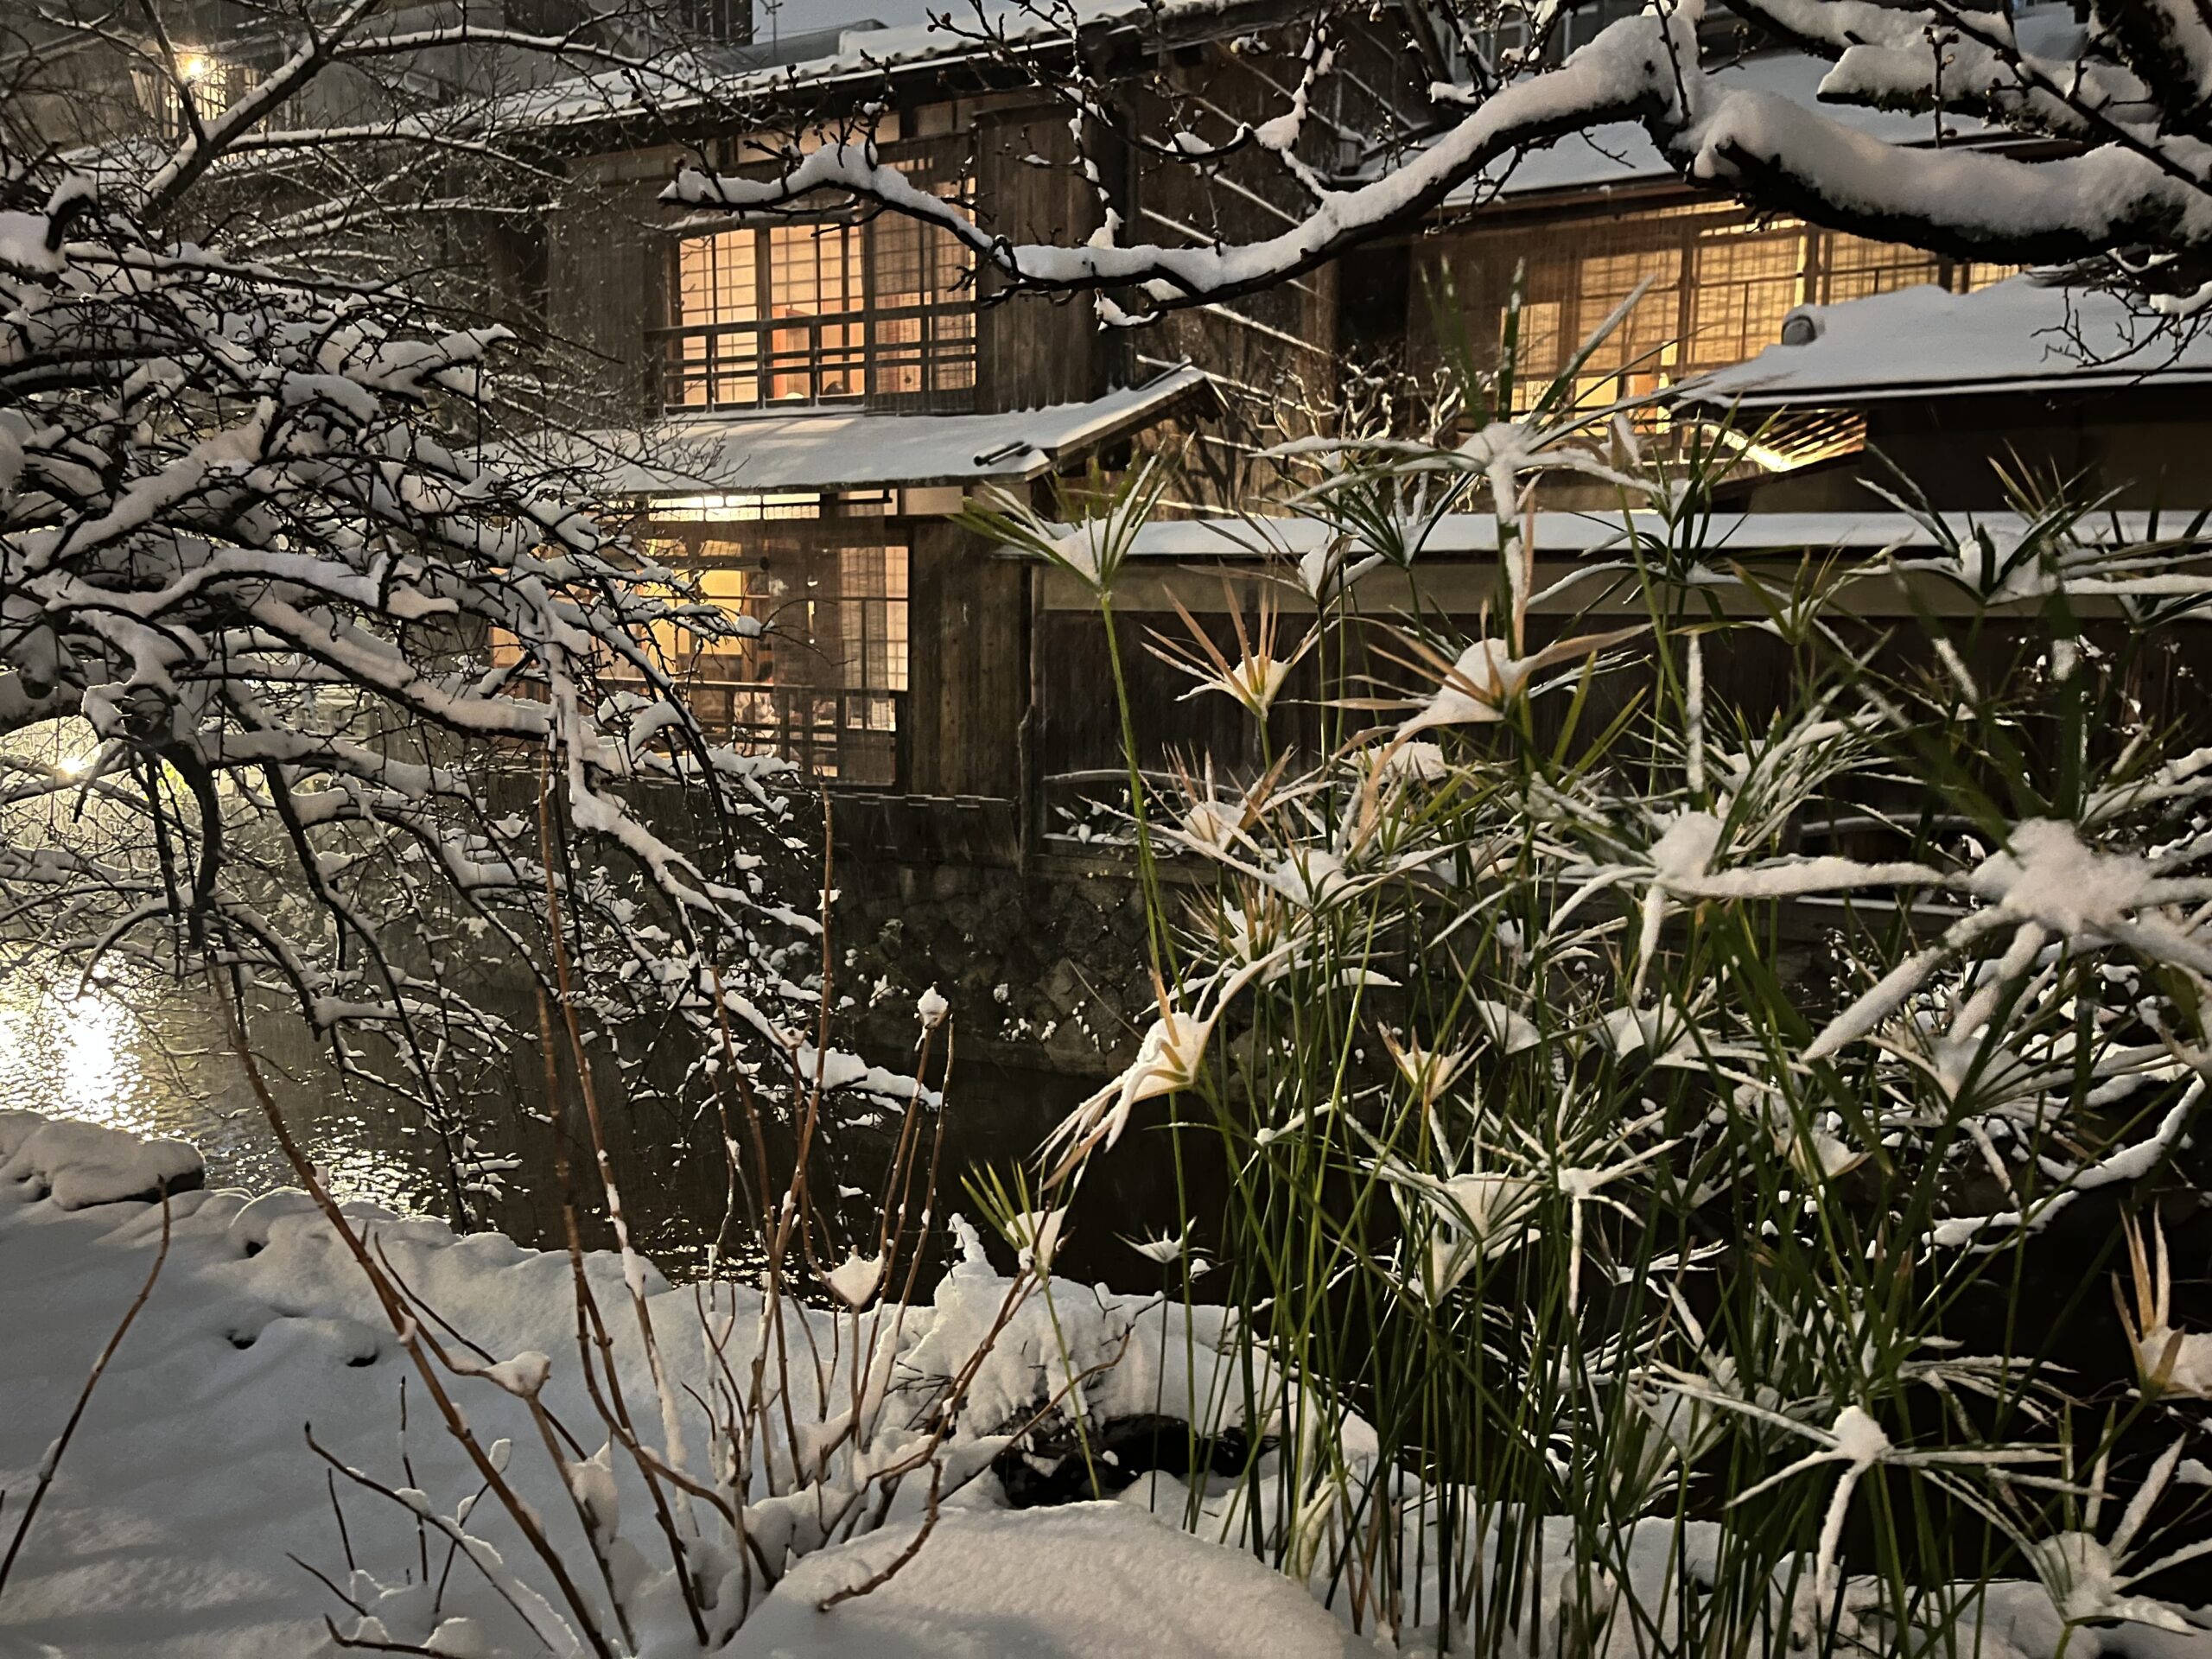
[1115,508,2189,561]
[1677,277,2212,410]
[505,366,1217,499]
[1694,363,2212,409]
[479,0,1262,137]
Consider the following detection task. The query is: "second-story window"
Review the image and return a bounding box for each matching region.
[663,147,976,414]
[1452,203,2018,418]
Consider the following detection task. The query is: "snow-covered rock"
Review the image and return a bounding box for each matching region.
[728,1502,1368,1658]
[0,1109,202,1208]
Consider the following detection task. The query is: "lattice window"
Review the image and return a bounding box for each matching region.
[1463,0,1662,73]
[833,545,911,701]
[1498,240,1681,412]
[1446,199,2019,474]
[1509,297,1566,385]
[673,0,749,44]
[133,49,282,136]
[870,170,969,308]
[625,519,910,785]
[662,143,975,413]
[1573,246,1684,398]
[1688,226,1805,372]
[766,221,863,314]
[1961,261,2024,291]
[1817,232,1942,304]
[640,550,772,680]
[674,233,762,407]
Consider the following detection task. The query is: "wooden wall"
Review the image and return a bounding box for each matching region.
[914,98,1101,807]
[1119,35,1367,507]
[971,99,1107,413]
[902,519,1029,798]
[1860,388,2212,508]
[1723,387,2212,511]
[1027,570,2212,802]
[543,145,681,423]
[1032,601,1328,791]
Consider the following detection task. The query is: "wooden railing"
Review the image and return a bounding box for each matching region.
[610,672,906,787]
[655,304,976,414]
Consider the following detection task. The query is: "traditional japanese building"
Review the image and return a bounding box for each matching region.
[92,0,2209,1063]
[483,0,2212,1060]
[511,0,1333,806]
[501,1,2202,806]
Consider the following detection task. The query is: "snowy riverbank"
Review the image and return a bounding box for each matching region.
[5,1109,2212,1658]
[0,1110,1357,1658]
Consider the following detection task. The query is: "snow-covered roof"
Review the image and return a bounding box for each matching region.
[1681,278,2212,408]
[1452,0,2086,202]
[526,368,1214,498]
[487,0,1230,130]
[1121,508,2184,560]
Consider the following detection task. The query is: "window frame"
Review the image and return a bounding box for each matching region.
[656,143,977,416]
[626,505,912,788]
[1459,199,2018,419]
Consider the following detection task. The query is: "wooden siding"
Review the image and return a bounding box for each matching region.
[971,104,1105,412]
[903,520,1029,798]
[1032,576,2205,808]
[1853,388,2212,509]
[543,147,681,423]
[1128,38,1349,506]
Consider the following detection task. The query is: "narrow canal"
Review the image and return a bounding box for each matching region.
[0,958,1196,1290]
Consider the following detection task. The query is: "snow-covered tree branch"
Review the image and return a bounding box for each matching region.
[2,36,830,1211]
[665,0,2212,316]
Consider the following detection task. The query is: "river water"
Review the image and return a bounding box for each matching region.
[0,959,1191,1290]
[0,964,402,1205]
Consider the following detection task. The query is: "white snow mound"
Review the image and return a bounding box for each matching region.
[729,1501,1370,1658]
[0,1109,203,1208]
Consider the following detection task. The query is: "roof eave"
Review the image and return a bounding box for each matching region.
[512,0,1285,149]
[1685,368,2212,410]
[615,365,1218,499]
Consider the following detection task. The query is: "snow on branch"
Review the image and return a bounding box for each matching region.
[1,150,830,1175]
[670,11,1690,308]
[669,0,2212,310]
[1669,88,2212,264]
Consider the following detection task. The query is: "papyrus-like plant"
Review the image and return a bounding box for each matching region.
[1017,319,2212,1653]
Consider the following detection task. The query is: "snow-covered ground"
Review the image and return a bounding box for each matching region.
[5,1108,2210,1658]
[0,1110,1360,1658]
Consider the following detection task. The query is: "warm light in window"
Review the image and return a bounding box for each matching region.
[176,51,214,84]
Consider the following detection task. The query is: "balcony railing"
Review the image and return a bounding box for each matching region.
[613,672,906,787]
[656,304,976,414]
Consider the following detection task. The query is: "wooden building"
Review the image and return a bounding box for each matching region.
[60,0,2209,1064]
[507,0,2212,861]
[518,0,1351,813]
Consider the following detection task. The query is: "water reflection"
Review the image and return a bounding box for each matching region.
[0,967,432,1214]
[0,962,1202,1293]
[0,718,1206,1293]
[0,977,160,1130]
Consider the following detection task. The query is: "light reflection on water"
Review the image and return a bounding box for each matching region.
[0,959,1172,1290]
[4,942,1211,1292]
[0,967,448,1217]
[0,978,161,1133]
[0,719,1163,1285]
